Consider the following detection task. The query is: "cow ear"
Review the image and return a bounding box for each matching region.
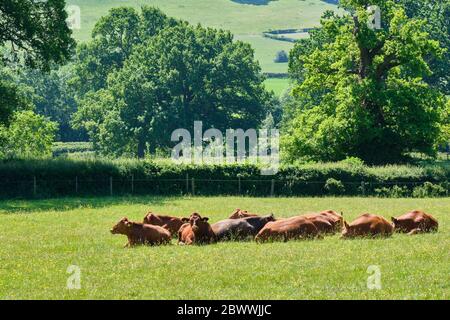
[125,221,132,227]
[391,217,397,223]
[202,217,209,222]
[344,221,350,229]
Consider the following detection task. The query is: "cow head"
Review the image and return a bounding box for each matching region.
[184,213,210,232]
[111,217,132,234]
[143,213,156,224]
[264,213,276,222]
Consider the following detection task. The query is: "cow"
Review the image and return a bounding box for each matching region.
[341,213,393,239]
[110,217,171,247]
[391,210,438,234]
[255,216,319,242]
[228,209,259,219]
[212,214,275,241]
[143,212,184,236]
[303,210,343,234]
[178,213,216,245]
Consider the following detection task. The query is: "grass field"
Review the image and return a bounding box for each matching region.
[67,0,339,74]
[0,196,448,299]
[264,78,291,96]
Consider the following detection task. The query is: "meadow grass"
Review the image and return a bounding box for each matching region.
[67,0,338,73]
[0,196,448,299]
[264,78,291,96]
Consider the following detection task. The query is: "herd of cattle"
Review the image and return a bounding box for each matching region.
[110,209,439,247]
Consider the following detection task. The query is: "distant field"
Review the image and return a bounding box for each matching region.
[67,0,339,73]
[264,78,291,96]
[1,196,448,299]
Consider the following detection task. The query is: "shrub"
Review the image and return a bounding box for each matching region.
[324,178,345,195]
[412,182,447,198]
[274,50,289,63]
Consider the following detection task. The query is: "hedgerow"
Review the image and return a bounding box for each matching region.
[0,158,448,198]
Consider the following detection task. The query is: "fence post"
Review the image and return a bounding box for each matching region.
[131,174,134,194]
[361,181,365,196]
[75,176,78,194]
[191,178,195,196]
[186,173,189,194]
[33,176,37,197]
[110,176,113,196]
[270,179,275,197]
[238,176,241,195]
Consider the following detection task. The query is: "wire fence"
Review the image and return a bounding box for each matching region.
[0,175,448,199]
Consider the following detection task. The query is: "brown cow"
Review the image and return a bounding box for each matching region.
[391,210,438,234]
[110,217,171,247]
[143,212,184,236]
[341,214,393,239]
[255,216,319,242]
[303,210,343,234]
[178,213,216,245]
[229,209,259,219]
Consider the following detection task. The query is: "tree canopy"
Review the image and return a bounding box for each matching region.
[284,0,448,164]
[72,7,270,158]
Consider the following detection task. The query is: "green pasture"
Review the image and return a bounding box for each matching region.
[0,196,448,299]
[67,0,338,73]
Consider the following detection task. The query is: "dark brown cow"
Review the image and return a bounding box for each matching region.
[255,216,319,242]
[178,213,216,245]
[341,213,393,239]
[229,209,259,219]
[391,210,438,234]
[110,217,171,247]
[303,210,343,234]
[143,212,184,236]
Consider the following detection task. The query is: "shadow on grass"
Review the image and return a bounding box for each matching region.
[0,196,186,214]
[231,0,274,5]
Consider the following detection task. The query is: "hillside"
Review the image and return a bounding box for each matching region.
[67,0,340,75]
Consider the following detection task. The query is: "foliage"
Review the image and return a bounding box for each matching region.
[412,182,448,198]
[72,7,270,158]
[284,1,448,164]
[274,50,289,63]
[0,158,448,198]
[0,111,57,159]
[324,178,345,195]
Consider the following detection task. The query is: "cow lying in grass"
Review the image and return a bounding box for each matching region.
[391,210,438,234]
[143,212,184,236]
[341,214,393,239]
[303,210,343,234]
[212,214,275,241]
[255,216,319,242]
[178,213,216,245]
[110,217,171,247]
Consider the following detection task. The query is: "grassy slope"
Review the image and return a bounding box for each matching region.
[67,0,339,75]
[264,78,291,96]
[0,196,448,299]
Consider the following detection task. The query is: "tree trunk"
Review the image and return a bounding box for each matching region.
[137,138,145,159]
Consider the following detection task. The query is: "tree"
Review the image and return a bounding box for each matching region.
[398,0,450,94]
[284,0,447,164]
[73,20,270,158]
[0,0,75,125]
[71,6,178,96]
[0,111,57,159]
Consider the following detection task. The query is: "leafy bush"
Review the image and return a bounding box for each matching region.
[324,178,345,195]
[274,50,289,63]
[412,182,447,198]
[0,159,448,198]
